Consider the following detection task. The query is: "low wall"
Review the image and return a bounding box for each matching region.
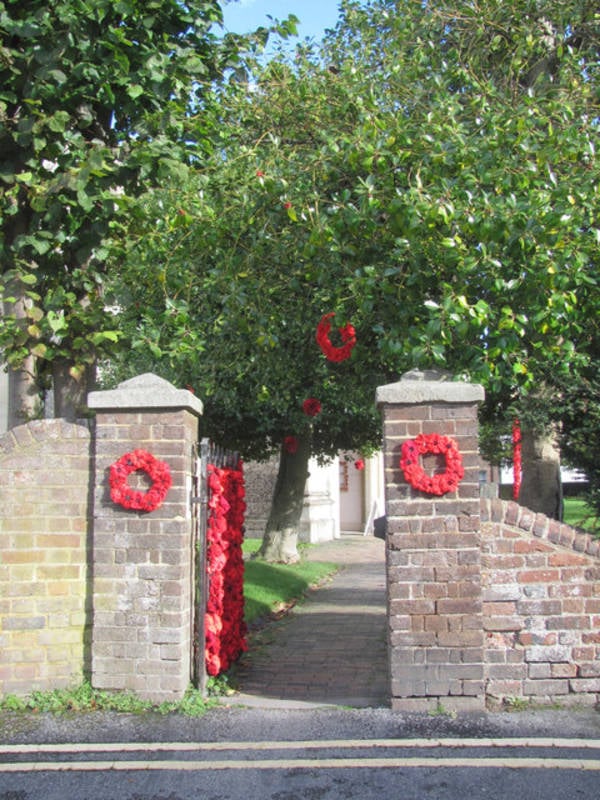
[2,370,599,710]
[378,370,600,712]
[0,372,203,703]
[481,498,600,707]
[0,420,92,695]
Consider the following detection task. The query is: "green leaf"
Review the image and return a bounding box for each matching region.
[89,330,121,345]
[25,306,43,323]
[47,311,67,334]
[76,188,94,212]
[127,84,144,99]
[47,111,70,133]
[31,343,48,358]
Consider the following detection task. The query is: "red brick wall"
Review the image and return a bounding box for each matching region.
[0,420,91,696]
[481,498,600,707]
[383,400,485,712]
[380,371,600,712]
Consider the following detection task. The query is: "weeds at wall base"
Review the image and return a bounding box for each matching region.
[486,694,600,713]
[0,681,218,717]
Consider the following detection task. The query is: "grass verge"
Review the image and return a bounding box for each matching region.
[562,497,599,534]
[242,539,338,626]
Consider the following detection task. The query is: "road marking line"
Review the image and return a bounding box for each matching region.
[1,756,600,773]
[2,738,600,755]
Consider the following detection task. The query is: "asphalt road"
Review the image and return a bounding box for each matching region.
[2,706,600,799]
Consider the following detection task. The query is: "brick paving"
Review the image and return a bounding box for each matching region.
[233,534,389,709]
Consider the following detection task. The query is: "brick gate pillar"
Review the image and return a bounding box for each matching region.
[376,369,485,712]
[88,373,203,702]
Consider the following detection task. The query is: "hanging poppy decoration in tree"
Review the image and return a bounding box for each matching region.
[315,312,356,363]
[302,397,322,417]
[512,419,522,500]
[283,435,299,454]
[400,433,464,496]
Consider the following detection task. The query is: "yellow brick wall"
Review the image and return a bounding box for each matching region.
[0,419,91,696]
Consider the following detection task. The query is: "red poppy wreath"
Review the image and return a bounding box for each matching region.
[400,433,464,496]
[315,312,356,362]
[109,449,172,512]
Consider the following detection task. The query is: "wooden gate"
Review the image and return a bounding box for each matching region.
[191,438,245,692]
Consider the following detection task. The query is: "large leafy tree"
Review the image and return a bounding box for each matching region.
[324,0,600,519]
[111,0,600,556]
[0,0,254,423]
[109,56,389,560]
[552,357,600,523]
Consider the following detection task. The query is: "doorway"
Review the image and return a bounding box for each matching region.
[339,454,365,532]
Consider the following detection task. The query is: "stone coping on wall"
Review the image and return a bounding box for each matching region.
[0,417,91,455]
[480,497,600,560]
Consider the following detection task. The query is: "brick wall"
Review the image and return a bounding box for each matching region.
[481,498,600,707]
[378,372,486,712]
[90,408,199,701]
[378,370,600,712]
[0,373,202,703]
[0,420,91,696]
[88,374,202,702]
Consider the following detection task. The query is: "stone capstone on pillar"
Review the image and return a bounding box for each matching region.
[88,372,204,415]
[376,369,485,406]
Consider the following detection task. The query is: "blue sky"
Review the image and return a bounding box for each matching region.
[221,0,343,42]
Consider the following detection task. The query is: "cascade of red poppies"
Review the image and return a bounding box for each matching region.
[512,419,522,500]
[204,462,247,677]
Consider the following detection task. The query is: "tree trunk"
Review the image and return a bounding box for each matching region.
[257,433,312,563]
[7,357,40,429]
[3,293,41,429]
[52,358,96,421]
[519,426,563,520]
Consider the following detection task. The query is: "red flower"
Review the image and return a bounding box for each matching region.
[315,312,357,363]
[400,433,464,496]
[283,201,292,209]
[354,458,365,471]
[284,435,298,454]
[256,170,264,177]
[302,397,322,417]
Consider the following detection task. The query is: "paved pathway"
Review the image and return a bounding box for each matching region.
[233,534,389,709]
